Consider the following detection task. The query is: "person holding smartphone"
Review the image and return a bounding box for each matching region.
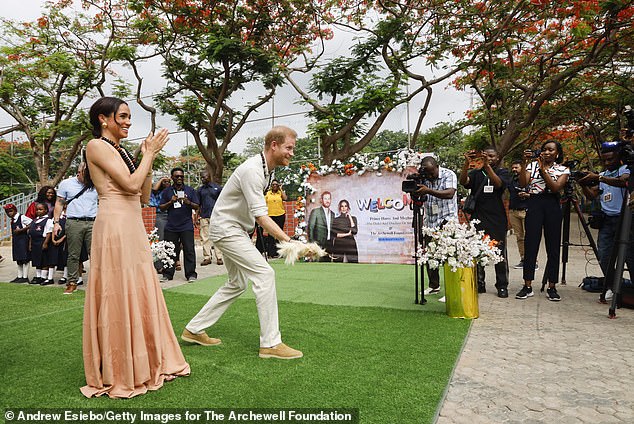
[516,141,570,301]
[160,167,200,281]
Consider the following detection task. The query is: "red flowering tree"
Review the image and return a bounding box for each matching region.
[454,0,634,158]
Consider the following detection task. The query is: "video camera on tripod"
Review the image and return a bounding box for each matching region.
[402,169,429,202]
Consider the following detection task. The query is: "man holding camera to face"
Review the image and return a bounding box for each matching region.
[459,147,511,298]
[415,156,458,302]
[160,167,200,282]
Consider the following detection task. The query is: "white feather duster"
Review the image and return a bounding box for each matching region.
[276,241,328,265]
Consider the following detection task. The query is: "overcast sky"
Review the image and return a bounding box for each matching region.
[1,0,471,157]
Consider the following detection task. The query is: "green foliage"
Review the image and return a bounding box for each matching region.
[0,6,112,185]
[361,130,410,155]
[454,0,634,157]
[0,152,32,197]
[418,123,468,174]
[130,0,332,182]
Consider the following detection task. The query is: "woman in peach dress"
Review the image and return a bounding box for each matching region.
[81,97,190,398]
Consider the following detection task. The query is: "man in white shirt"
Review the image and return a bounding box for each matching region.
[53,162,98,294]
[182,126,303,359]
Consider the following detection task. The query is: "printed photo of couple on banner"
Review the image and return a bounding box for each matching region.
[305,169,418,264]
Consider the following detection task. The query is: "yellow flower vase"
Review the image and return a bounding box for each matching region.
[443,264,479,319]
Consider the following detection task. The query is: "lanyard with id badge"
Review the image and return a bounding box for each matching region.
[173,188,185,208]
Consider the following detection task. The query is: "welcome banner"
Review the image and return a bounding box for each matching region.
[305,169,418,264]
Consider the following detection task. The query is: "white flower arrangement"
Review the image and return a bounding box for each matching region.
[147,228,176,268]
[418,219,504,272]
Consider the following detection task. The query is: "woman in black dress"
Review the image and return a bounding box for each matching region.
[332,199,359,263]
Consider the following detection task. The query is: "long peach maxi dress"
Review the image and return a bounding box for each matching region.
[81,146,190,398]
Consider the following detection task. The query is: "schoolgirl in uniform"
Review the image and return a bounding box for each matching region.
[53,211,69,285]
[28,203,54,285]
[4,204,32,283]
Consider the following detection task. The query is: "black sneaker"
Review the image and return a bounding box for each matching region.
[478,284,486,294]
[515,285,534,299]
[513,261,524,269]
[546,287,561,301]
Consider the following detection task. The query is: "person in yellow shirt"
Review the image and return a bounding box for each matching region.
[261,180,288,258]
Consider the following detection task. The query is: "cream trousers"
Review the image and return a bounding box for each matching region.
[186,233,282,348]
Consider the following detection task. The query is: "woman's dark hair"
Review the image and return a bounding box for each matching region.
[81,148,94,189]
[541,140,564,164]
[338,199,350,209]
[36,186,55,203]
[89,97,128,137]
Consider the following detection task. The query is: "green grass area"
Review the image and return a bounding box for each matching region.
[0,263,469,424]
[172,261,448,312]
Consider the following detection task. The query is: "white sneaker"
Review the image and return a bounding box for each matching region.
[438,296,446,303]
[424,287,441,295]
[605,289,614,300]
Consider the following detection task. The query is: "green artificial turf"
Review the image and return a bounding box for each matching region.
[172,261,448,312]
[0,263,469,424]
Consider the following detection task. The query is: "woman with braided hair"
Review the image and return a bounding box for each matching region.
[80,97,189,398]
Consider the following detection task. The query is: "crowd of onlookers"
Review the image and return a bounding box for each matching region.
[2,165,287,290]
[410,128,634,303]
[4,129,634,305]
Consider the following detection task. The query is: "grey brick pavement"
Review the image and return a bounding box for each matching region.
[436,229,634,424]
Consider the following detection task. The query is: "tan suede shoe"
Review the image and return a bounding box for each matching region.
[259,343,303,359]
[181,329,222,346]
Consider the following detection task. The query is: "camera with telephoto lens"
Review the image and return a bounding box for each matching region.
[402,169,428,202]
[570,170,593,186]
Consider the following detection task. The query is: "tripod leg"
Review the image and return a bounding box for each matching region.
[572,199,601,268]
[608,195,632,318]
[560,197,572,285]
[419,213,427,305]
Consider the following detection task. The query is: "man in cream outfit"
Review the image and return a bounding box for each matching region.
[182,126,303,359]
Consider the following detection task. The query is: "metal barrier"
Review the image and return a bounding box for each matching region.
[1,192,37,241]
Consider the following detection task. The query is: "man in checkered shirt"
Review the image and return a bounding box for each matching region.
[415,156,458,301]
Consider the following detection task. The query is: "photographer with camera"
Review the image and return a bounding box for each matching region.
[459,147,510,298]
[516,141,570,301]
[415,156,458,302]
[578,146,632,300]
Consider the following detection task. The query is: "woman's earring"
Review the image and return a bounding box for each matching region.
[101,122,107,128]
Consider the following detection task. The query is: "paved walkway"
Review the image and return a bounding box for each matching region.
[437,227,634,423]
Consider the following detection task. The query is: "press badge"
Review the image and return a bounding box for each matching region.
[173,201,182,209]
[603,192,612,203]
[484,185,494,193]
[431,204,440,215]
